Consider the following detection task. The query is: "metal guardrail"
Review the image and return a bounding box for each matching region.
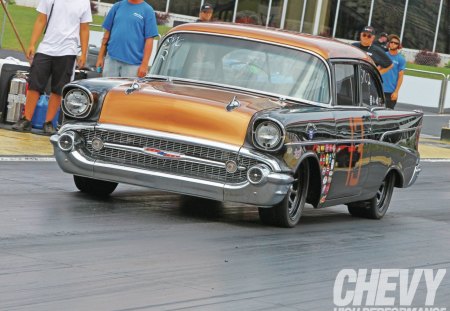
[404,68,449,114]
[441,74,450,114]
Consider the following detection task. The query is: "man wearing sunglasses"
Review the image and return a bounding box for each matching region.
[382,34,406,109]
[352,26,393,75]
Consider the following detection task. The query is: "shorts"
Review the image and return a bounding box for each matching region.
[103,55,140,78]
[28,53,76,96]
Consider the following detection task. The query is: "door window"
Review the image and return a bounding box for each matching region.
[360,66,383,107]
[335,64,357,106]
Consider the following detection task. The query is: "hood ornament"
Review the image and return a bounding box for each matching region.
[125,79,142,95]
[226,96,240,112]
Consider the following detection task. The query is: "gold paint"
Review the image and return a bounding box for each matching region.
[99,82,281,146]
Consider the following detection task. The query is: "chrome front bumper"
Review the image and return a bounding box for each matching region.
[50,134,293,206]
[406,162,421,187]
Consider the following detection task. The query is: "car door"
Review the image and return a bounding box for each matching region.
[327,61,373,199]
[358,63,394,192]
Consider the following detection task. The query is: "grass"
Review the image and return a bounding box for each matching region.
[0,4,38,51]
[0,4,171,51]
[405,63,450,80]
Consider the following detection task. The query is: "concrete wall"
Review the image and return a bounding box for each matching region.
[14,0,38,7]
[401,48,450,68]
[13,0,197,25]
[398,75,450,110]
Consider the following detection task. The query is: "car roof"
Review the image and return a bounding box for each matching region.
[167,22,373,63]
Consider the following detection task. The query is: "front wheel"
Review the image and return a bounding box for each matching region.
[347,173,396,219]
[73,175,118,196]
[258,163,310,228]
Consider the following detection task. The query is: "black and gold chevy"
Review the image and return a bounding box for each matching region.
[51,23,422,228]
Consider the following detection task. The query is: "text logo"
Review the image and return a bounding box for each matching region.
[333,269,446,311]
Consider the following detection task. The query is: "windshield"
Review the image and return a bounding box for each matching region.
[150,33,331,104]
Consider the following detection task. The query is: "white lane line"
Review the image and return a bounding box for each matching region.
[420,134,440,139]
[0,157,55,162]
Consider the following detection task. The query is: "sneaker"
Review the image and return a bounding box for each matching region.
[43,121,56,135]
[12,117,32,132]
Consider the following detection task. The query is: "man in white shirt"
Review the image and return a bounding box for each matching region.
[12,0,92,135]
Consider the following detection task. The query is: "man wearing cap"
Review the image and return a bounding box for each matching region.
[382,34,406,109]
[197,3,214,22]
[352,26,393,74]
[374,32,388,51]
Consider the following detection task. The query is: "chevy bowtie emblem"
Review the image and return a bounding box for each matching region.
[143,147,183,158]
[306,123,317,140]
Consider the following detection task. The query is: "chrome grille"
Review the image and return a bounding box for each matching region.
[77,128,262,183]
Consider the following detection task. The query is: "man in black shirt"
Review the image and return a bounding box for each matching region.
[373,32,388,51]
[352,26,393,74]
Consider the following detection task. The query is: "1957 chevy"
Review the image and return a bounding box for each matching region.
[51,23,422,227]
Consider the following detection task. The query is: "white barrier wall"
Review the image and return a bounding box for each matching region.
[398,75,450,109]
[14,0,38,7]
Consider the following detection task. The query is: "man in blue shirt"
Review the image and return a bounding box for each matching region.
[96,0,159,78]
[382,34,406,109]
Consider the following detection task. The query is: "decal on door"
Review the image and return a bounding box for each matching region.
[311,144,336,205]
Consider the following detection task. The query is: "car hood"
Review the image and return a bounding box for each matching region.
[98,80,283,146]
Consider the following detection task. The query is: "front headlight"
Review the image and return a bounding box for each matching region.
[62,88,93,118]
[254,120,284,151]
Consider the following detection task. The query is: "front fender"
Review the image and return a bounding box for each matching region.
[61,78,131,124]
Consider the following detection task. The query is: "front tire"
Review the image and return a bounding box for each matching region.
[259,163,310,228]
[73,175,118,196]
[347,173,396,219]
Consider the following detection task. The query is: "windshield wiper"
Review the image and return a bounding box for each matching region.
[144,74,170,81]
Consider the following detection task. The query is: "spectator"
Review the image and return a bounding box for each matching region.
[197,3,214,22]
[352,26,393,75]
[12,0,92,135]
[96,0,159,78]
[382,34,406,109]
[374,32,388,51]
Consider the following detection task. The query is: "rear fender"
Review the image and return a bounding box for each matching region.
[386,166,404,188]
